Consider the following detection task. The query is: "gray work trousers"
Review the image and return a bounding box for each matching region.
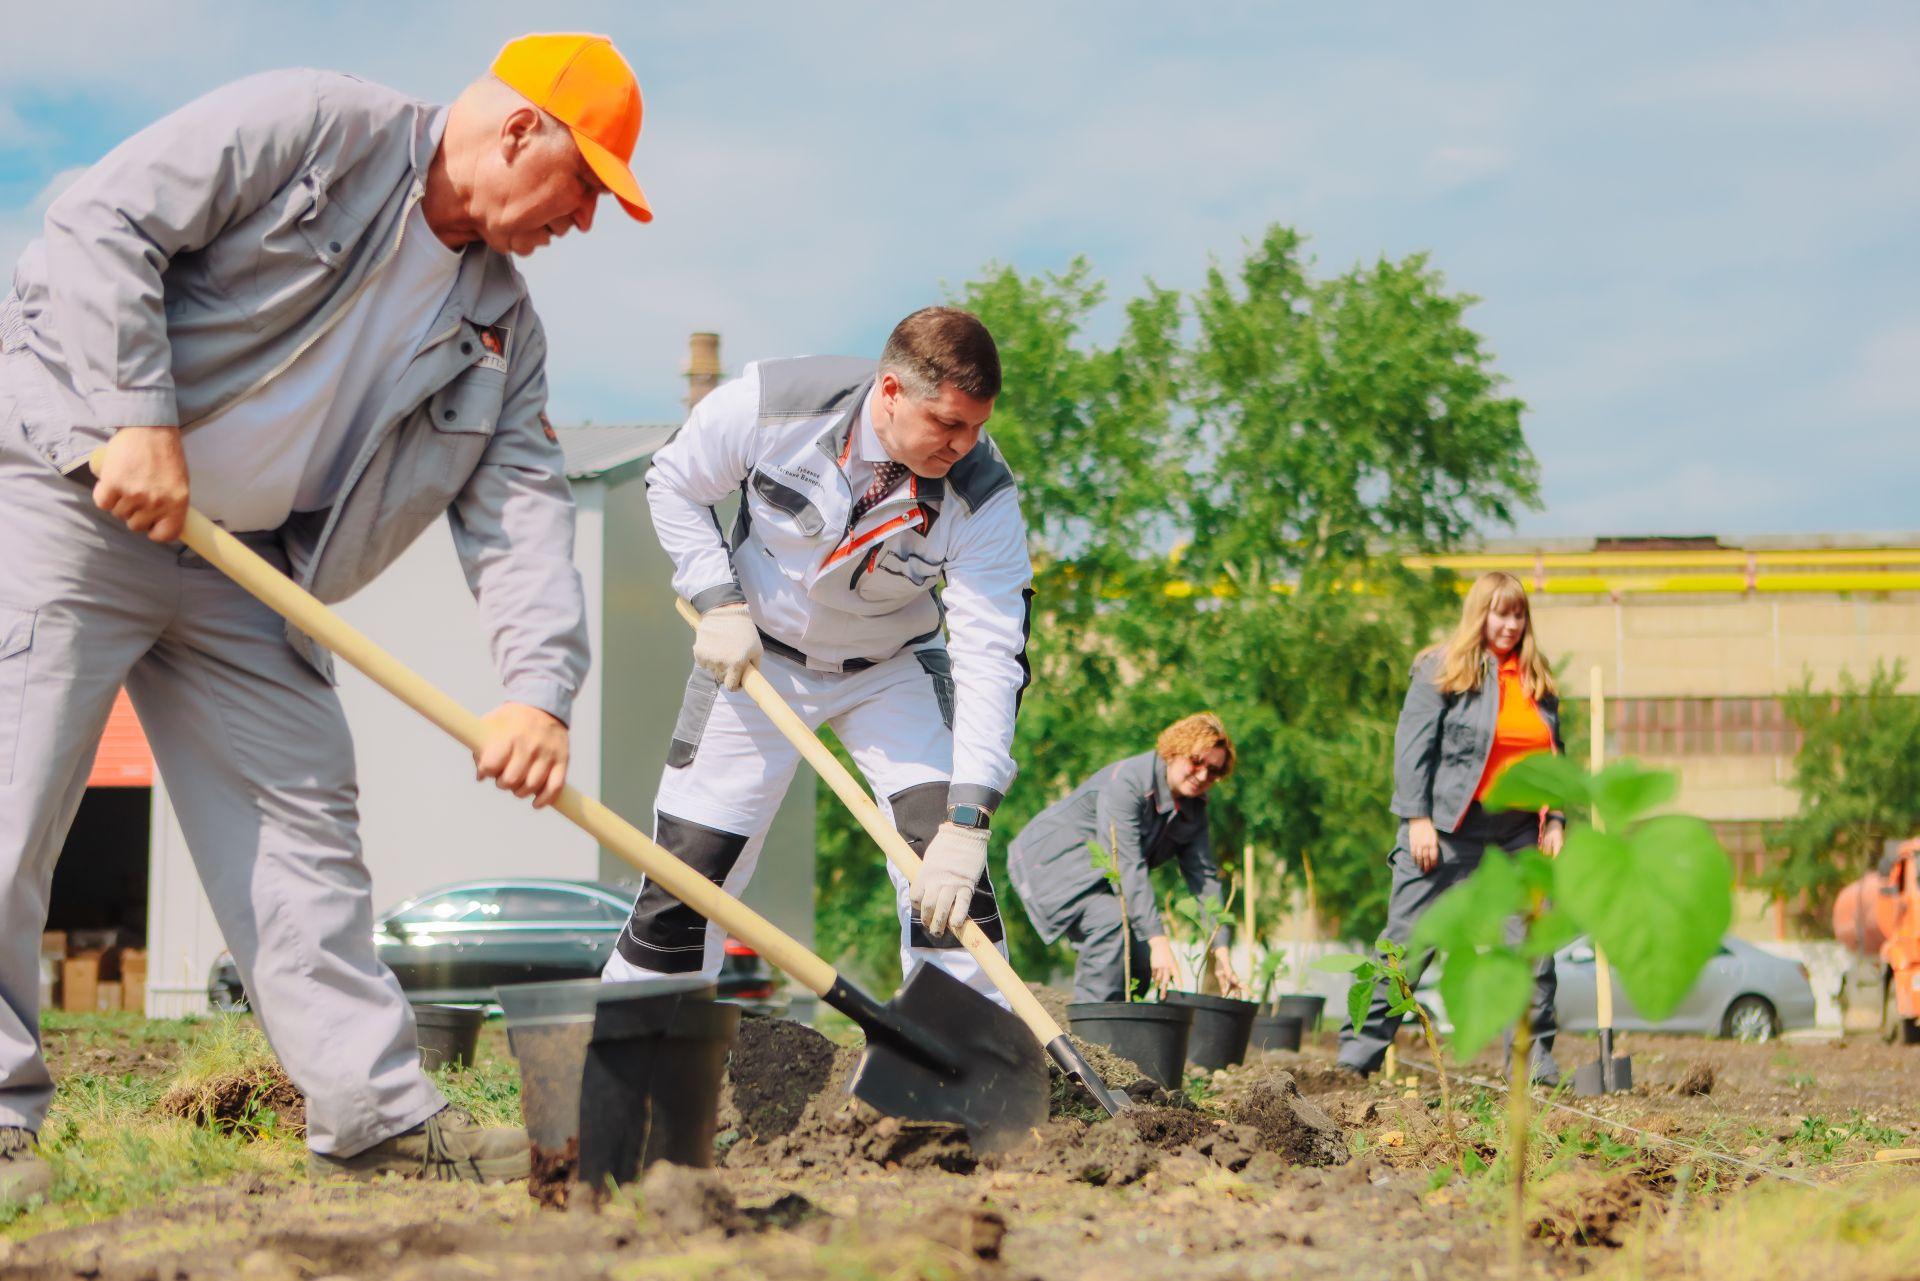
[1058,884,1152,1004]
[1336,805,1559,1077]
[0,374,444,1155]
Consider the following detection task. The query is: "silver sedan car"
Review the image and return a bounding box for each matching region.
[1420,935,1818,1042]
[1552,935,1817,1042]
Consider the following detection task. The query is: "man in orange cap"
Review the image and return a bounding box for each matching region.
[0,35,646,1196]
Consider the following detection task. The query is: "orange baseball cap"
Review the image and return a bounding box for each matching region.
[492,33,652,223]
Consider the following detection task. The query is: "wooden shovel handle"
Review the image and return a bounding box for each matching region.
[672,597,1068,1048]
[158,498,839,997]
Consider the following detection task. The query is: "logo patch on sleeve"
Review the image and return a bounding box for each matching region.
[474,323,512,372]
[540,412,558,444]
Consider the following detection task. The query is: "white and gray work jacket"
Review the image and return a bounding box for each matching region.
[649,356,1033,811]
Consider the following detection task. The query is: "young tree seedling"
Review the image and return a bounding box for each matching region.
[1314,940,1464,1169]
[1088,824,1137,1001]
[1409,754,1733,1278]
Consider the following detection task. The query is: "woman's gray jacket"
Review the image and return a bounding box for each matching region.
[1391,651,1565,834]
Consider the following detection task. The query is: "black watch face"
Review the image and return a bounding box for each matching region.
[950,804,990,829]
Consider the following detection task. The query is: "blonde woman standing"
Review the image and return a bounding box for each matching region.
[1336,572,1566,1081]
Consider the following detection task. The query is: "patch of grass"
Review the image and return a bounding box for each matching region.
[3,1015,304,1238]
[431,1037,523,1129]
[1599,1175,1920,1281]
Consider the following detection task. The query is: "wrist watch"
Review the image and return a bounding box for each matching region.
[946,802,992,831]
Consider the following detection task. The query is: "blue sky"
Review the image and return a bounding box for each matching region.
[3,3,1914,539]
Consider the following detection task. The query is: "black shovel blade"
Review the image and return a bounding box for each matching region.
[846,962,1048,1155]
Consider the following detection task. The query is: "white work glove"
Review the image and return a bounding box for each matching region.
[913,822,990,939]
[691,604,761,690]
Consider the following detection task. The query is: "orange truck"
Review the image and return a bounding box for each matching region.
[1833,837,1920,1042]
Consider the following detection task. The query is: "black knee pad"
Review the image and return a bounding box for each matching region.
[908,872,1006,950]
[886,781,948,856]
[615,813,749,973]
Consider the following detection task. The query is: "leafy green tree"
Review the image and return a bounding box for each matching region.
[1764,660,1920,918]
[814,226,1541,984]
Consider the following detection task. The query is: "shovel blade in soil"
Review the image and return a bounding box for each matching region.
[849,962,1048,1155]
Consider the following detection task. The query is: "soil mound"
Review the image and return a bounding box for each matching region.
[157,1061,307,1138]
[714,1017,1346,1181]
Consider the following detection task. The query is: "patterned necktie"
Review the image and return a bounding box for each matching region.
[849,460,909,524]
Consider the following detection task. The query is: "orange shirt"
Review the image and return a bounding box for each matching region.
[1474,653,1555,801]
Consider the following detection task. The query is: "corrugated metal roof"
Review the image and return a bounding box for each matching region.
[556,424,677,480]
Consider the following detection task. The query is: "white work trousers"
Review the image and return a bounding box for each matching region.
[0,367,444,1155]
[601,645,1007,1003]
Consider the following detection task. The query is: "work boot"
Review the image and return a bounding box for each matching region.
[308,1107,530,1184]
[0,1126,52,1205]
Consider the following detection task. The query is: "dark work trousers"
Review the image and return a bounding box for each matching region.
[1059,883,1154,1004]
[1336,804,1559,1079]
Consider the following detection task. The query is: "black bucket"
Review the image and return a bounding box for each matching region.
[495,977,733,1207]
[1066,1001,1192,1089]
[577,995,741,1189]
[1249,1013,1304,1053]
[1163,991,1258,1070]
[411,1003,484,1071]
[1273,993,1327,1033]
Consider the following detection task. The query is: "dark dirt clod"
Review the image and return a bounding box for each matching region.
[529,1138,578,1209]
[1222,1072,1348,1167]
[911,1205,1008,1260]
[636,1163,748,1236]
[157,1063,307,1138]
[1673,1061,1717,1096]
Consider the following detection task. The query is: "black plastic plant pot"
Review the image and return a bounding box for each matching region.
[1066,1000,1193,1089]
[1162,990,1259,1070]
[1272,993,1327,1033]
[410,1003,484,1071]
[1249,1013,1304,1053]
[495,976,716,1207]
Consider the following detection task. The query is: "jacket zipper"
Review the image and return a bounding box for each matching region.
[182,185,427,428]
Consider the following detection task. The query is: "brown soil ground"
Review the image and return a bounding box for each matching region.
[6,1014,1919,1280]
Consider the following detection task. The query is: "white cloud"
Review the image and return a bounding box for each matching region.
[1839,322,1920,416]
[1424,144,1512,190]
[1635,28,1920,115]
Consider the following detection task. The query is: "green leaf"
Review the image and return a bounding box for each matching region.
[1553,817,1733,1019]
[1591,760,1679,831]
[1412,852,1524,955]
[1312,953,1370,975]
[1438,948,1533,1058]
[1482,753,1591,814]
[1347,976,1375,1036]
[1386,995,1417,1018]
[1524,907,1580,959]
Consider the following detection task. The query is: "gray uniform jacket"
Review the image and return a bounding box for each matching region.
[1390,651,1565,835]
[1008,751,1230,947]
[0,69,587,722]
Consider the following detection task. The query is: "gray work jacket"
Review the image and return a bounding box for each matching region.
[0,69,587,722]
[1007,751,1230,947]
[1390,650,1565,834]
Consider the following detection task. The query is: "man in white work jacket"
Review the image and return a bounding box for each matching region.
[0,34,651,1198]
[602,307,1032,1000]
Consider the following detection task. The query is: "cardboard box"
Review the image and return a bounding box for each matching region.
[95,981,122,1013]
[61,953,100,1014]
[120,950,147,1014]
[40,931,67,960]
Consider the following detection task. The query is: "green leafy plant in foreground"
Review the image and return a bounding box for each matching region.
[1410,754,1734,1277]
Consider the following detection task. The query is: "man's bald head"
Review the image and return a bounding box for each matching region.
[422,76,609,256]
